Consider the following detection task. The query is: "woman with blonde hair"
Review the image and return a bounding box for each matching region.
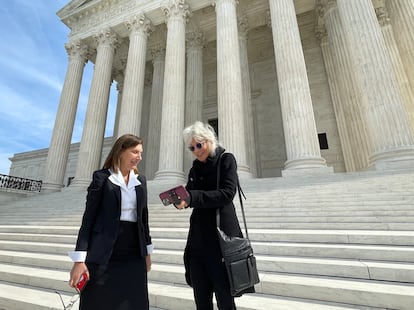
[175,121,244,310]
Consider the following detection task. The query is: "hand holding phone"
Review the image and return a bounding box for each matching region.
[76,272,89,292]
[159,185,189,206]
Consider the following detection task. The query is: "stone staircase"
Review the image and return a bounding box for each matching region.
[0,169,414,309]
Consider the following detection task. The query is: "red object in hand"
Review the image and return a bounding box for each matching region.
[76,272,89,292]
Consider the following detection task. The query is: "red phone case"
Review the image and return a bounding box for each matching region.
[159,185,189,206]
[76,272,89,292]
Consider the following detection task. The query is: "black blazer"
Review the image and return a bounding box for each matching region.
[75,169,151,265]
[185,147,243,256]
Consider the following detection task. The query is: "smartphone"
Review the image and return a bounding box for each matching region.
[76,272,89,292]
[159,185,189,206]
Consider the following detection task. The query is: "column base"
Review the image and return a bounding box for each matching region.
[41,182,64,193]
[154,169,186,183]
[282,166,334,177]
[284,156,328,169]
[370,146,414,171]
[237,164,253,179]
[68,177,92,189]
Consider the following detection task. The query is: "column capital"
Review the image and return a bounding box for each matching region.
[316,0,337,18]
[266,9,271,28]
[113,69,125,92]
[150,46,166,62]
[64,40,89,62]
[125,14,153,37]
[93,28,119,50]
[315,24,328,45]
[119,56,128,72]
[238,15,249,39]
[375,6,391,27]
[161,0,191,24]
[186,31,204,49]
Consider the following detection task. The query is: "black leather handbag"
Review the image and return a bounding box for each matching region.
[216,153,260,297]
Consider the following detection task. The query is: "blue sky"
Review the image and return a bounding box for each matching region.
[0,1,117,175]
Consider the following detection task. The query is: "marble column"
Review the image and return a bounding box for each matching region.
[376,5,414,135]
[184,30,204,173]
[386,0,414,96]
[146,47,165,180]
[323,4,371,171]
[238,16,257,177]
[214,0,250,177]
[337,0,414,169]
[155,0,190,181]
[42,41,88,192]
[71,29,118,187]
[112,69,125,140]
[185,31,204,126]
[269,0,329,175]
[117,15,153,138]
[316,25,354,172]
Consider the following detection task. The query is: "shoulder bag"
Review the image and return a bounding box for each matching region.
[216,153,260,297]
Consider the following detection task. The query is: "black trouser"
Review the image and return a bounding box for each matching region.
[189,254,236,310]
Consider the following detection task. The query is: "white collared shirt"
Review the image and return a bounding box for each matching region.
[108,168,141,222]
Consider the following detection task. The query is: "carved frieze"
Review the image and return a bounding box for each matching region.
[67,0,135,37]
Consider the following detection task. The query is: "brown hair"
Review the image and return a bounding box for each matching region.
[103,134,143,173]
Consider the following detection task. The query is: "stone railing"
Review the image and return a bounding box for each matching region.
[0,174,42,192]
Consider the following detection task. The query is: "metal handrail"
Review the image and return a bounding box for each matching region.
[0,174,42,192]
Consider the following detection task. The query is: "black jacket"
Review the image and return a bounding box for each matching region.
[74,169,151,265]
[185,147,243,256]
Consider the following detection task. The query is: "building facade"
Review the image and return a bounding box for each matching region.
[9,0,414,191]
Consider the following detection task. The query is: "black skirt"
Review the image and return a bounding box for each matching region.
[80,221,149,310]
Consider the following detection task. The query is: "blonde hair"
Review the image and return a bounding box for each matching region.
[183,121,219,156]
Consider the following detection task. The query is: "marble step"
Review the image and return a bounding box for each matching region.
[4,191,414,203]
[149,216,414,224]
[153,242,414,263]
[3,227,414,245]
[256,272,414,310]
[150,221,414,230]
[3,206,414,218]
[0,263,411,309]
[0,281,386,310]
[255,255,414,282]
[1,235,413,263]
[2,198,414,216]
[149,208,414,215]
[0,220,413,230]
[1,249,412,283]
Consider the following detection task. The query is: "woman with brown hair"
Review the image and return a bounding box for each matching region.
[68,134,153,310]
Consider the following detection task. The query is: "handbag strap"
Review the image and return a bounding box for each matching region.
[215,152,250,240]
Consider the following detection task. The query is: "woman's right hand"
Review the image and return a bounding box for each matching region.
[174,200,188,210]
[69,262,89,288]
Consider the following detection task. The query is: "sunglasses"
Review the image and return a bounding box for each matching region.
[188,142,204,152]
